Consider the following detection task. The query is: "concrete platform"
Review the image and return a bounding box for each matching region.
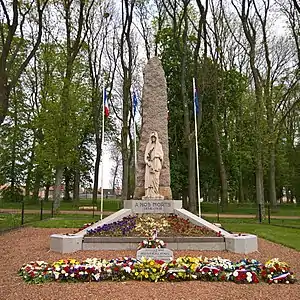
[82,236,225,251]
[49,202,257,254]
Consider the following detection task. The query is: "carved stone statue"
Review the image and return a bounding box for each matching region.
[143,131,164,199]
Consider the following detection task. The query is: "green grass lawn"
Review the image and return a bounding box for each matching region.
[203,217,300,251]
[221,222,300,251]
[32,218,98,228]
[2,203,300,251]
[0,213,53,230]
[205,216,300,228]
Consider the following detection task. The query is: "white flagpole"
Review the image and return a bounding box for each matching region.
[100,88,105,220]
[193,78,201,217]
[133,90,137,182]
[134,118,137,177]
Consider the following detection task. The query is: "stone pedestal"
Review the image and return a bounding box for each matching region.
[225,234,258,254]
[50,234,83,253]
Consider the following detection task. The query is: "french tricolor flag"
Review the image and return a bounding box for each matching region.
[103,88,109,117]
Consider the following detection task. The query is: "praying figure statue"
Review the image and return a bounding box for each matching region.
[143,131,164,199]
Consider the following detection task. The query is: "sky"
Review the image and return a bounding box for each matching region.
[100,146,114,189]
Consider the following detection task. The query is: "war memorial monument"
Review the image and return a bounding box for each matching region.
[50,57,258,255]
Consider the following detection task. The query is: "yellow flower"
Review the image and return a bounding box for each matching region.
[152,268,156,273]
[135,272,139,276]
[145,273,149,278]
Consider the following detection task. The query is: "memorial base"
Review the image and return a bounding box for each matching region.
[49,201,257,254]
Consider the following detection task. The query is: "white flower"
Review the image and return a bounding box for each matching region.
[247,276,252,282]
[274,280,278,283]
[79,271,84,275]
[122,266,130,273]
[233,271,238,277]
[93,273,100,281]
[286,281,289,284]
[54,272,59,279]
[268,274,272,279]
[70,273,75,277]
[61,270,66,274]
[55,267,60,271]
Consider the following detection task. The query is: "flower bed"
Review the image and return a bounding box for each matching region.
[18,257,296,284]
[138,238,166,249]
[85,214,217,237]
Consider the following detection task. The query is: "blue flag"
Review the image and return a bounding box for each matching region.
[194,84,199,115]
[133,90,138,117]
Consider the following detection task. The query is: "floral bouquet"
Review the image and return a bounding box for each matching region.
[231,269,259,284]
[162,257,202,281]
[138,238,166,249]
[131,258,165,282]
[234,259,262,274]
[107,257,137,281]
[261,258,296,284]
[18,261,52,284]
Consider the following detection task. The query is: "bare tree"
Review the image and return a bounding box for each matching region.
[0,0,48,125]
[231,0,266,212]
[52,0,94,211]
[120,0,135,200]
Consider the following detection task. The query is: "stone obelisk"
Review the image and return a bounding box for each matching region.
[134,57,172,200]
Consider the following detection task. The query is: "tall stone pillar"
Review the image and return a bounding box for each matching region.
[133,57,172,200]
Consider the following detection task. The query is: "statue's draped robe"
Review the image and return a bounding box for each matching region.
[144,132,164,197]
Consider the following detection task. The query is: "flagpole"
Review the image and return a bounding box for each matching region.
[100,88,105,220]
[134,118,137,178]
[132,89,138,183]
[193,78,201,217]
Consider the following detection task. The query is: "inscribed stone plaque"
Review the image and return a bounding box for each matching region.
[136,248,174,262]
[129,199,174,213]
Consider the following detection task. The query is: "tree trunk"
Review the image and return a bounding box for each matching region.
[44,183,50,201]
[180,2,196,213]
[93,144,101,206]
[121,125,129,200]
[64,168,71,201]
[73,169,80,206]
[112,163,119,193]
[120,0,134,201]
[32,170,42,201]
[188,142,197,213]
[53,166,64,211]
[212,100,228,209]
[238,167,245,203]
[0,75,9,125]
[10,90,18,195]
[268,143,277,206]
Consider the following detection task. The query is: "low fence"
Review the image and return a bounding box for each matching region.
[200,202,300,229]
[0,200,55,233]
[0,199,122,232]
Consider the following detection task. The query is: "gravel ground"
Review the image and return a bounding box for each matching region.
[0,227,299,300]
